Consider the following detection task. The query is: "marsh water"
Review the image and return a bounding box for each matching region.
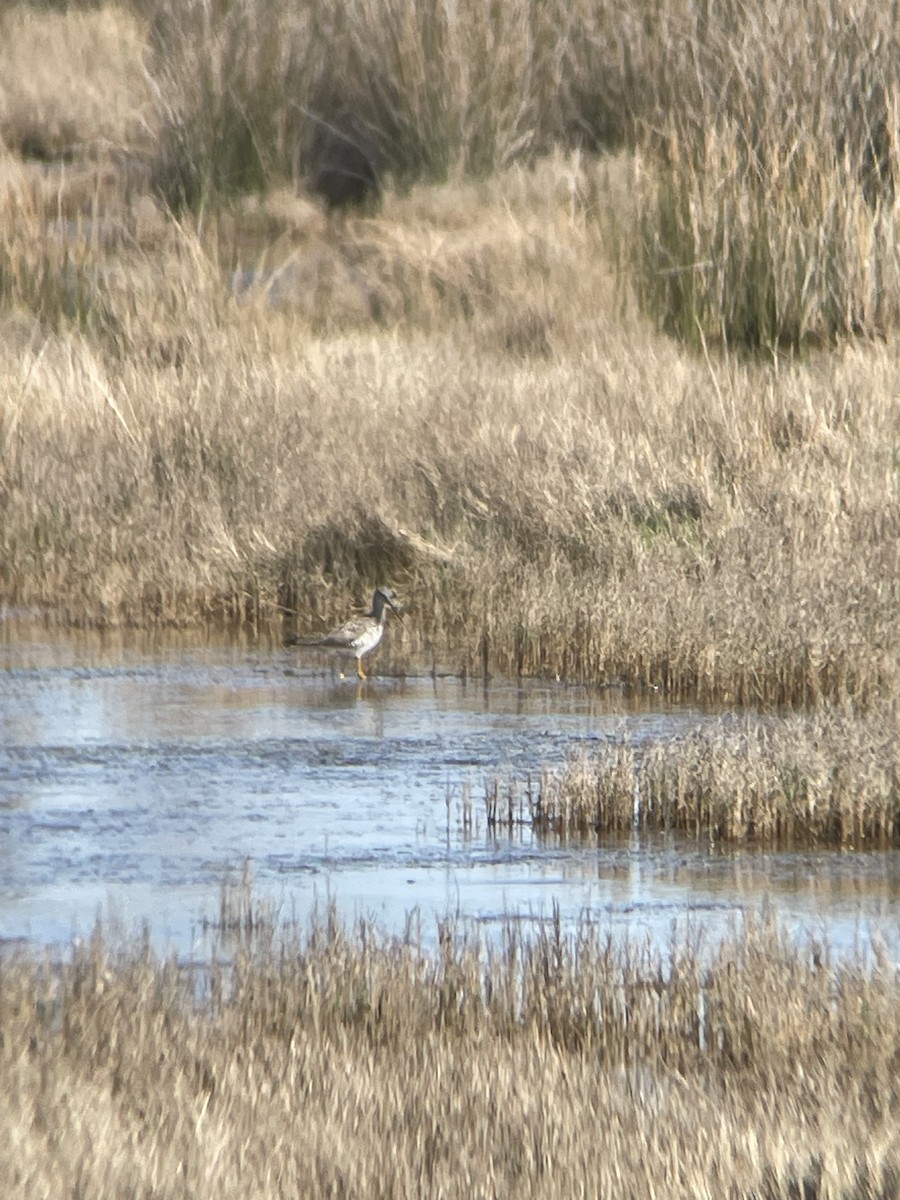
[1,621,898,962]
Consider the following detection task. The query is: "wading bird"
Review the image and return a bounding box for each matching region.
[288,587,401,680]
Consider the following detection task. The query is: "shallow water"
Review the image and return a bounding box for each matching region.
[1,623,898,961]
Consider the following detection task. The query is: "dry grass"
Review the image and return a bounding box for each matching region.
[133,0,652,203]
[633,0,900,347]
[0,153,897,709]
[21,0,894,350]
[0,3,898,714]
[2,11,898,1191]
[0,5,153,162]
[1,909,898,1198]
[491,705,900,845]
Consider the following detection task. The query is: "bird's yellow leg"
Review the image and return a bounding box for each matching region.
[357,659,367,680]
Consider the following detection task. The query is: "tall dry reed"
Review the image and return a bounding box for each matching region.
[109,0,900,351]
[134,0,673,204]
[494,705,900,844]
[634,0,900,346]
[1,909,898,1198]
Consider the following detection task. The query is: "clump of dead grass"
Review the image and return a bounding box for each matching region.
[0,5,153,161]
[136,0,650,208]
[1,909,898,1198]
[634,0,900,346]
[493,705,900,845]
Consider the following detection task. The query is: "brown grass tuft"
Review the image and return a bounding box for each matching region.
[1,909,899,1197]
[495,705,900,845]
[0,6,152,161]
[633,0,900,346]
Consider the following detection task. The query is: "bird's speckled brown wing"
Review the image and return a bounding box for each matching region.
[319,616,373,651]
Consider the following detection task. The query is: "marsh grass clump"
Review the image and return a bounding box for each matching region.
[140,0,549,209]
[135,0,682,208]
[487,746,638,837]
[1,909,898,1197]
[503,706,900,845]
[143,0,290,210]
[634,0,900,347]
[0,5,152,162]
[638,709,900,844]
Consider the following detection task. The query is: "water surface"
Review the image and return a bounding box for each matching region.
[1,624,897,961]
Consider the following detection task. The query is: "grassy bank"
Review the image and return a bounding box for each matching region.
[1,157,897,707]
[0,1,898,709]
[4,0,898,344]
[2,911,898,1198]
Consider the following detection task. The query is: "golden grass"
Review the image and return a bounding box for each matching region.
[1,910,898,1198]
[634,0,900,346]
[135,0,641,203]
[14,0,893,349]
[0,5,153,161]
[491,704,900,845]
[0,148,898,710]
[0,4,898,714]
[2,12,898,1191]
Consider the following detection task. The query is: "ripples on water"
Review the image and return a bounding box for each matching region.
[1,623,898,961]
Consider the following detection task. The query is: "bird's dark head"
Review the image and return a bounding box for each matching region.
[372,586,402,620]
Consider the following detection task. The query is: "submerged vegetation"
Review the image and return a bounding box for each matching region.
[2,908,899,1198]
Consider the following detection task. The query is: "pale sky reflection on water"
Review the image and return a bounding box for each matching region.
[0,623,898,963]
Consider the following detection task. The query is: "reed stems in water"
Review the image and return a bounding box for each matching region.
[490,706,900,845]
[1,907,898,1198]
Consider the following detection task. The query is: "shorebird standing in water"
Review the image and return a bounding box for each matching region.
[288,587,401,680]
